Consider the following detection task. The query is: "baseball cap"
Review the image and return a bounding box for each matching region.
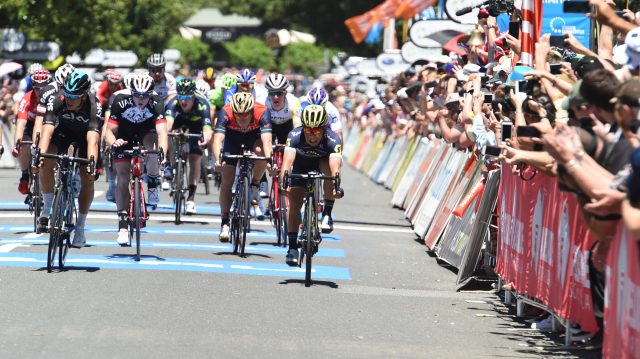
[572,56,604,78]
[560,80,586,110]
[445,93,461,105]
[463,64,481,75]
[625,27,640,69]
[609,78,640,107]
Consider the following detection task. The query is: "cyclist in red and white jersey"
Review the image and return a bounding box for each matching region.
[13,69,52,194]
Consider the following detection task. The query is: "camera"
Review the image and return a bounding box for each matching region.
[486,0,515,17]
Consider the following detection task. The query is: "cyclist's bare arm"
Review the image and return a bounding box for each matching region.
[261,133,273,159]
[155,121,168,158]
[104,122,119,147]
[212,132,225,167]
[280,148,296,184]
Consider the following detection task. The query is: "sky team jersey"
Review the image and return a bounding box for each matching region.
[17,90,39,122]
[296,99,343,133]
[36,82,62,115]
[266,93,300,125]
[285,126,342,159]
[154,73,177,101]
[165,94,213,132]
[216,102,271,135]
[43,93,102,137]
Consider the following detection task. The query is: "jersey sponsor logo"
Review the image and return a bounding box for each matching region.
[18,98,27,113]
[117,97,133,109]
[197,104,207,112]
[122,107,154,124]
[46,96,54,112]
[61,112,90,123]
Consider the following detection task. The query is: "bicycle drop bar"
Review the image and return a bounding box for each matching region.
[168,132,203,141]
[283,171,343,195]
[39,152,95,175]
[120,146,164,162]
[221,153,271,162]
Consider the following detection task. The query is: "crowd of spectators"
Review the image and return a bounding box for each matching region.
[337,0,640,351]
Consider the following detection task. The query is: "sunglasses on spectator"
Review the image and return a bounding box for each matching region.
[303,127,324,136]
[132,92,151,99]
[64,92,83,100]
[177,94,193,101]
[268,91,286,97]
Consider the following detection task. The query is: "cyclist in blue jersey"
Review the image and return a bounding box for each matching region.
[297,86,343,138]
[164,78,213,214]
[280,105,343,265]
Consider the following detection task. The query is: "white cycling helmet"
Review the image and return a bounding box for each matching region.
[131,73,154,94]
[54,64,76,86]
[28,63,43,75]
[265,73,289,92]
[195,79,211,96]
[123,72,137,89]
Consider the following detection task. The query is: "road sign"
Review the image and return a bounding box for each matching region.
[3,41,60,62]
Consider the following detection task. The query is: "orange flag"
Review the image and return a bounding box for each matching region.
[395,0,438,20]
[345,0,403,44]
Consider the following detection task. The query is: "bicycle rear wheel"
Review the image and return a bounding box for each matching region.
[59,188,75,269]
[240,179,250,257]
[278,191,288,247]
[201,154,210,195]
[33,175,42,232]
[304,195,315,287]
[134,178,142,261]
[174,160,184,225]
[47,188,64,273]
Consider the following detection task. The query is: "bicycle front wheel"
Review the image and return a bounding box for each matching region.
[33,174,42,233]
[134,178,142,261]
[47,188,64,273]
[240,179,250,257]
[304,195,315,287]
[59,189,75,269]
[201,154,210,195]
[174,160,184,225]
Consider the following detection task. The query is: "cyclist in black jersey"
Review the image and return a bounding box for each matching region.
[280,105,343,266]
[35,70,101,248]
[165,78,213,214]
[105,73,168,246]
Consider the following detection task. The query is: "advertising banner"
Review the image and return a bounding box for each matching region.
[497,168,598,333]
[541,0,591,48]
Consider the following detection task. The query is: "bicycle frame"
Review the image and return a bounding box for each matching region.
[168,131,202,224]
[269,144,288,246]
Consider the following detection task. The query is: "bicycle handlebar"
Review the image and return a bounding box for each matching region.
[282,171,343,197]
[168,132,203,140]
[221,153,270,162]
[120,146,164,162]
[38,151,95,175]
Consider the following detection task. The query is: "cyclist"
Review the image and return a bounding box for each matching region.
[265,73,300,145]
[280,105,343,266]
[164,78,213,214]
[35,70,101,248]
[229,68,268,105]
[210,73,237,123]
[13,69,52,195]
[297,86,343,139]
[34,63,76,139]
[105,73,168,246]
[96,69,123,109]
[212,92,272,241]
[146,53,176,104]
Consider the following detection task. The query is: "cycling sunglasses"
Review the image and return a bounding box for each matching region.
[236,112,252,120]
[268,91,286,97]
[132,92,151,99]
[177,94,193,101]
[303,127,323,136]
[64,92,83,100]
[148,66,164,73]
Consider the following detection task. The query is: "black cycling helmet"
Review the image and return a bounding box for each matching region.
[64,70,91,97]
[177,78,197,96]
[147,53,166,68]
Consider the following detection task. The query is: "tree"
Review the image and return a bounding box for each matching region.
[0,0,200,63]
[201,0,380,56]
[278,42,324,76]
[223,36,276,70]
[167,35,213,67]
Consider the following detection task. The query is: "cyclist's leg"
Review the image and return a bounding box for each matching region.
[143,131,161,205]
[285,187,305,264]
[319,157,337,232]
[39,140,60,230]
[113,158,132,244]
[74,159,94,247]
[17,128,31,194]
[251,137,268,219]
[187,137,202,199]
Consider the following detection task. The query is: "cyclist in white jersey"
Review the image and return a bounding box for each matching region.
[296,86,343,138]
[147,53,176,104]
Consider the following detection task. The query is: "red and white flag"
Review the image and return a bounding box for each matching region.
[520,0,543,66]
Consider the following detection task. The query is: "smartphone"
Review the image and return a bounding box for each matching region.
[484,93,493,104]
[550,63,562,75]
[481,76,488,86]
[549,35,568,48]
[616,11,627,19]
[508,22,520,39]
[483,145,502,157]
[563,1,592,13]
[501,121,513,142]
[517,126,542,138]
[515,80,524,93]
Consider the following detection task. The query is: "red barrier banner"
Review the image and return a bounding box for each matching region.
[497,168,598,333]
[604,224,640,359]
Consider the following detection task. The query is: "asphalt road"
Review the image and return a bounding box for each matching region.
[0,165,591,358]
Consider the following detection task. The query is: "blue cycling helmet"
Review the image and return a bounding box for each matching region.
[235,68,256,85]
[307,86,328,105]
[64,70,91,96]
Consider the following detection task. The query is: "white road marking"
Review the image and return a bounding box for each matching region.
[22,233,42,239]
[0,212,413,234]
[94,190,105,198]
[0,244,27,252]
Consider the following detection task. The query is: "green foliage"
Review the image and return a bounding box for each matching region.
[278,42,324,76]
[223,36,276,70]
[0,0,200,63]
[168,35,213,66]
